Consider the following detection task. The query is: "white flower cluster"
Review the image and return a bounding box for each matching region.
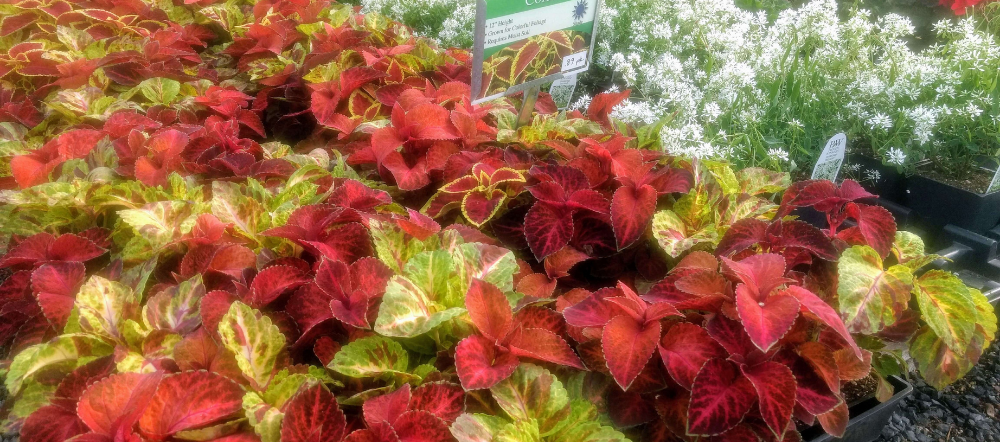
[593,0,1000,169]
[359,0,475,48]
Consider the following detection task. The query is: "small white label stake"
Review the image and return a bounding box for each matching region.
[549,74,578,110]
[987,165,1000,195]
[811,133,847,182]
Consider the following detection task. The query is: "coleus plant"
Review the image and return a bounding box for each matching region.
[837,232,996,391]
[652,160,788,258]
[0,1,994,442]
[560,251,865,440]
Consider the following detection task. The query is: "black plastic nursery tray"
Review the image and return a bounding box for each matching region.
[802,376,913,442]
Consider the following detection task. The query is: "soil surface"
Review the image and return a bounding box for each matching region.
[917,165,997,195]
[876,329,1000,442]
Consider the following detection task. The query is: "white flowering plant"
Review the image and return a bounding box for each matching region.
[366,0,1000,181]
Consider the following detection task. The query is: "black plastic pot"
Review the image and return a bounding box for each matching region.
[802,376,913,442]
[848,154,908,205]
[906,172,1000,235]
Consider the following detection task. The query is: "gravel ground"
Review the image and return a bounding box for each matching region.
[877,332,1000,442]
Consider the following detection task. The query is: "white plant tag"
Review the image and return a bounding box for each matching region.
[987,165,1000,195]
[811,133,847,182]
[549,74,578,110]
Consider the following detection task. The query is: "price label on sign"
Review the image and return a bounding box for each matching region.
[811,133,847,182]
[561,51,588,71]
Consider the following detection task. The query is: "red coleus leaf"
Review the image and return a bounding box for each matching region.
[705,315,757,358]
[315,257,392,328]
[789,356,841,415]
[722,253,791,299]
[179,243,256,280]
[329,179,392,212]
[364,384,411,426]
[658,323,728,390]
[20,357,116,442]
[103,111,162,140]
[542,246,589,278]
[816,402,849,438]
[52,129,106,160]
[741,361,796,438]
[587,90,631,128]
[606,389,657,428]
[138,371,245,439]
[783,285,862,359]
[286,283,335,339]
[135,129,189,187]
[20,405,89,442]
[245,265,309,308]
[31,261,85,328]
[0,232,106,268]
[524,200,575,261]
[390,410,453,442]
[10,146,61,189]
[465,278,514,341]
[603,314,661,391]
[796,342,841,395]
[454,334,519,390]
[524,165,610,259]
[506,327,583,369]
[562,287,629,328]
[352,385,454,441]
[78,372,163,439]
[735,285,800,353]
[395,209,442,241]
[849,203,897,258]
[264,205,372,262]
[461,279,582,387]
[686,359,757,436]
[717,219,839,262]
[409,382,465,423]
[280,384,347,442]
[611,184,657,250]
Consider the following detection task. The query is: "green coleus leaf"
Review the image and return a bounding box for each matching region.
[212,180,270,244]
[328,335,412,380]
[913,270,977,352]
[218,301,288,390]
[370,219,447,273]
[735,167,790,195]
[118,200,197,250]
[551,422,629,442]
[972,288,998,341]
[452,243,518,296]
[243,391,284,442]
[489,364,570,437]
[373,250,468,338]
[496,421,543,442]
[6,379,56,428]
[836,245,913,334]
[892,231,942,271]
[5,334,113,394]
[451,413,510,442]
[76,275,141,342]
[651,209,718,258]
[142,275,205,335]
[137,77,182,105]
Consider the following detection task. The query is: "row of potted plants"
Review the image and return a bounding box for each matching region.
[0,1,995,442]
